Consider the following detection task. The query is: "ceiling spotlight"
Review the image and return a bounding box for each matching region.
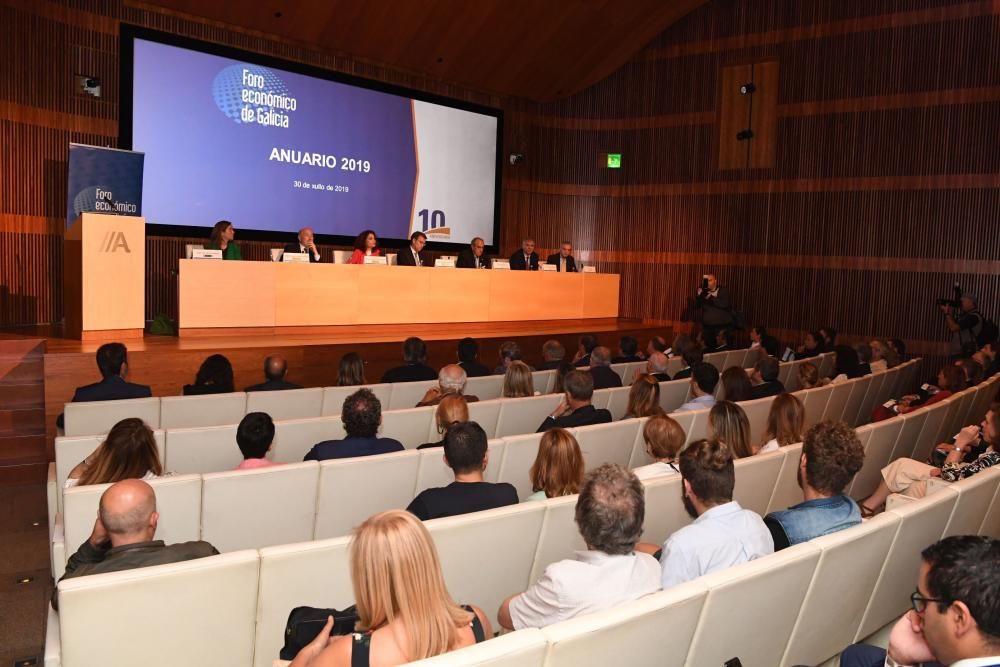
[739,82,756,95]
[736,129,754,141]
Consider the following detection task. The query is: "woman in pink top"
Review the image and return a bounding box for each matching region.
[235,413,280,470]
[348,229,380,264]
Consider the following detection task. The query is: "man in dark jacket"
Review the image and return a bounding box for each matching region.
[538,370,612,432]
[57,342,152,430]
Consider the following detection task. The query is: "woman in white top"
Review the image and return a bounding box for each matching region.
[523,428,584,502]
[65,417,163,488]
[755,393,804,454]
[631,414,687,480]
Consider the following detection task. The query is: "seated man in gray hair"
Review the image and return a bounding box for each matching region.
[646,351,671,382]
[589,346,623,390]
[417,363,480,407]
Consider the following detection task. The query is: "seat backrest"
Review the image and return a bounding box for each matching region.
[571,420,639,472]
[822,379,853,423]
[780,514,900,667]
[779,359,798,393]
[817,352,836,380]
[969,375,999,425]
[496,394,562,438]
[388,379,439,410]
[857,372,887,425]
[605,387,632,420]
[980,472,1000,537]
[934,396,964,448]
[856,485,959,639]
[626,417,653,469]
[61,474,203,565]
[766,443,804,515]
[63,396,161,436]
[842,375,871,427]
[740,396,773,447]
[255,537,353,667]
[270,416,345,463]
[321,383,392,416]
[847,419,899,500]
[704,351,727,373]
[666,356,685,377]
[164,424,241,475]
[406,628,549,667]
[313,450,421,540]
[685,542,821,667]
[200,461,320,552]
[879,366,902,402]
[682,408,709,444]
[528,494,585,583]
[609,363,629,383]
[658,379,691,413]
[496,432,544,501]
[590,387,613,410]
[464,375,504,401]
[801,385,833,429]
[415,440,505,495]
[942,467,1000,538]
[911,400,950,463]
[58,550,260,667]
[427,502,546,628]
[732,449,785,516]
[159,392,247,429]
[887,409,929,462]
[532,370,557,394]
[948,388,978,437]
[55,431,166,497]
[540,582,708,667]
[379,406,436,449]
[724,349,749,371]
[245,387,324,421]
[465,399,502,439]
[639,474,691,546]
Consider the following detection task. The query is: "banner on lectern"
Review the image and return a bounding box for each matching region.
[66,143,145,228]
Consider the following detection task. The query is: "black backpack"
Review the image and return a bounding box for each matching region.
[279,605,359,660]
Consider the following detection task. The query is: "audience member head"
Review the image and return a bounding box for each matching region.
[78,418,163,486]
[647,336,668,357]
[956,358,983,387]
[542,339,565,363]
[263,354,288,381]
[804,331,824,353]
[577,334,599,359]
[625,374,663,418]
[855,343,873,364]
[354,229,378,251]
[834,345,863,378]
[721,366,753,402]
[529,428,584,499]
[96,342,129,379]
[99,479,159,546]
[435,394,469,435]
[502,360,534,398]
[678,438,735,518]
[682,344,704,369]
[819,326,838,347]
[336,352,366,387]
[938,364,967,392]
[672,334,694,358]
[618,336,639,359]
[574,464,644,556]
[236,412,275,460]
[749,326,766,345]
[763,393,805,450]
[563,369,595,405]
[552,361,575,395]
[643,415,686,463]
[708,401,752,459]
[498,341,522,369]
[797,362,820,389]
[437,364,468,395]
[690,362,719,397]
[402,337,428,365]
[753,355,780,384]
[590,346,611,367]
[443,421,488,474]
[715,329,729,349]
[349,510,472,661]
[888,338,907,359]
[192,353,234,392]
[799,421,864,498]
[883,344,900,369]
[342,388,382,439]
[762,335,781,359]
[457,337,479,365]
[984,404,1000,446]
[869,339,887,362]
[647,351,669,375]
[209,220,234,246]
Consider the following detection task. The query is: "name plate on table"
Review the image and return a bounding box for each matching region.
[363,255,388,265]
[541,263,557,272]
[492,259,510,270]
[582,265,597,273]
[283,252,310,263]
[191,248,223,260]
[434,258,456,268]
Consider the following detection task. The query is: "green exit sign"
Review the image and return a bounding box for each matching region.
[607,153,622,168]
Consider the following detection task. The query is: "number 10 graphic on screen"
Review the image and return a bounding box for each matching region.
[417,209,447,233]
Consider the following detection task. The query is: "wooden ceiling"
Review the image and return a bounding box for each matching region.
[136,0,705,102]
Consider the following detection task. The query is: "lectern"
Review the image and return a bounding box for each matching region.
[63,213,145,340]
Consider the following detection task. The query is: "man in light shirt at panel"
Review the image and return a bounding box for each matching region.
[282,226,322,262]
[546,241,578,272]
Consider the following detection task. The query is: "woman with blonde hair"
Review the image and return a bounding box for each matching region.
[290,510,491,667]
[631,414,686,480]
[524,428,585,501]
[623,373,664,419]
[336,352,366,387]
[66,417,164,488]
[502,360,535,398]
[417,394,469,450]
[757,393,804,454]
[797,362,823,389]
[707,400,753,459]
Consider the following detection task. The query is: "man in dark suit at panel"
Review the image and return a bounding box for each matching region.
[57,343,152,429]
[509,238,539,271]
[537,370,612,432]
[244,355,304,392]
[545,241,578,273]
[282,227,322,262]
[457,237,489,269]
[396,231,429,267]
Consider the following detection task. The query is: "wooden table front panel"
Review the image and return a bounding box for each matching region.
[179,260,276,328]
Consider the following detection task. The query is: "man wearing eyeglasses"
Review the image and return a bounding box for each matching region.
[835,535,1000,667]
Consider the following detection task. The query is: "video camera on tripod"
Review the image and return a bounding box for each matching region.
[936,283,963,309]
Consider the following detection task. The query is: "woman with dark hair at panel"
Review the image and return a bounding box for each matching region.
[418,395,469,450]
[289,510,492,667]
[757,393,805,454]
[623,373,664,419]
[523,428,585,502]
[632,415,687,480]
[183,354,234,395]
[720,366,753,402]
[336,352,367,387]
[707,400,753,459]
[796,330,825,359]
[348,229,380,264]
[206,220,241,260]
[65,418,165,488]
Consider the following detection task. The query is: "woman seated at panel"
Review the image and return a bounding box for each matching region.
[65,418,165,489]
[631,414,686,480]
[418,395,469,450]
[502,360,535,398]
[183,354,234,395]
[859,403,1000,516]
[756,393,804,454]
[336,352,367,387]
[623,373,664,419]
[720,366,753,402]
[289,510,492,667]
[205,220,241,260]
[707,400,753,459]
[348,229,380,264]
[523,428,584,502]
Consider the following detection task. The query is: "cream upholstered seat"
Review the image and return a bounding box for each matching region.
[800,384,833,429]
[63,396,161,436]
[321,383,392,416]
[846,419,899,500]
[159,392,247,429]
[407,628,548,667]
[378,406,436,448]
[658,379,691,413]
[414,440,505,495]
[495,432,544,500]
[496,394,562,438]
[841,375,871,427]
[164,424,240,474]
[940,466,1000,538]
[732,449,784,516]
[570,420,638,472]
[821,378,853,423]
[885,407,928,462]
[467,399,502,438]
[245,387,323,421]
[739,396,772,447]
[856,372,887,426]
[605,387,631,420]
[526,494,585,583]
[464,375,504,400]
[269,416,345,463]
[639,474,691,546]
[766,442,804,514]
[910,400,950,463]
[387,379,439,410]
[532,369,557,394]
[590,387,614,410]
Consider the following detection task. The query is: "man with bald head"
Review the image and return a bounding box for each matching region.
[646,352,671,382]
[245,354,304,392]
[282,226,322,262]
[416,364,480,407]
[53,479,217,609]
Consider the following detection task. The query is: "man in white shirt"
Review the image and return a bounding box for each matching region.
[675,362,719,412]
[497,464,660,629]
[657,438,773,588]
[397,231,429,266]
[282,227,322,262]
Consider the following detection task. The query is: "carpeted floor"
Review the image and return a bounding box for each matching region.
[0,481,52,666]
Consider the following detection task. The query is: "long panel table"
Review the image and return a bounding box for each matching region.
[178,260,620,334]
